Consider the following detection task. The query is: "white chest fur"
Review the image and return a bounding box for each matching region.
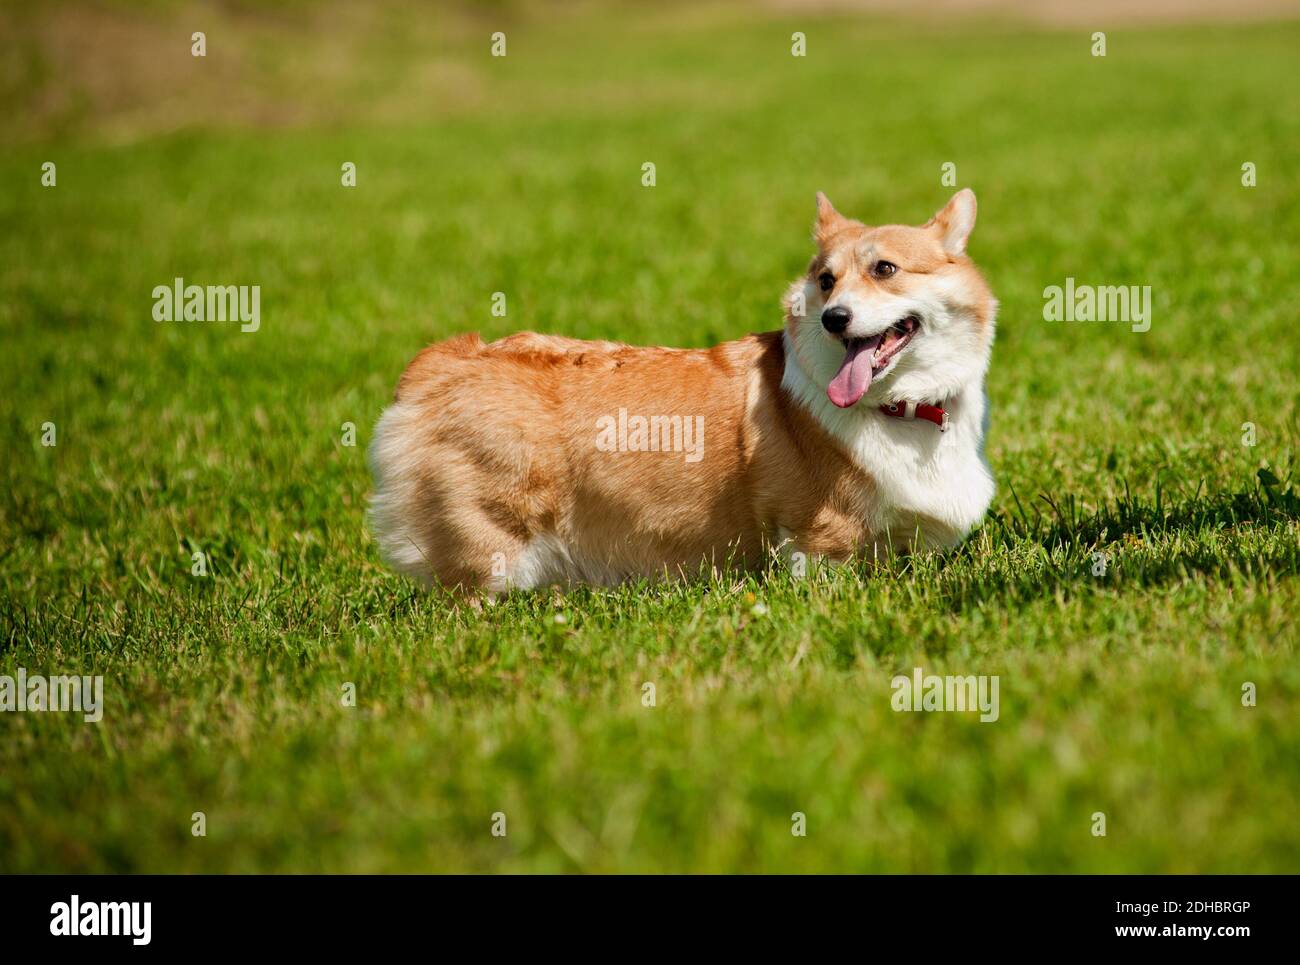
[780,341,994,549]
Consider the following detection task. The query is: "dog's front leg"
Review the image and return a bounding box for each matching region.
[770,528,854,579]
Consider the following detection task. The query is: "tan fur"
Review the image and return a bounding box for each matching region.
[371,191,996,591]
[809,191,992,328]
[375,330,876,589]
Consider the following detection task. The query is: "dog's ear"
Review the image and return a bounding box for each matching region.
[814,191,849,244]
[926,188,977,256]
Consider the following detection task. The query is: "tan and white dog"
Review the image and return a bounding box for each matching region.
[369,190,997,591]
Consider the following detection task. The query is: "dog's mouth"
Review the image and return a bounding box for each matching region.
[827,316,920,408]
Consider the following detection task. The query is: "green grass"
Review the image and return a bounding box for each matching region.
[2,4,1299,872]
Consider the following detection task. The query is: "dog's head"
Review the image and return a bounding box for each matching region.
[784,190,996,409]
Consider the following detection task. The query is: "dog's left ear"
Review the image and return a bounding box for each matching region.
[925,188,977,256]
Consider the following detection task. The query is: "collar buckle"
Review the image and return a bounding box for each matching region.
[879,400,948,432]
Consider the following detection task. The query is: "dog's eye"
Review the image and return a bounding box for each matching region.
[873,261,898,279]
[818,272,835,292]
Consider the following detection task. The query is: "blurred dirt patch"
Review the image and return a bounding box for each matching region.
[764,0,1300,25]
[0,1,489,144]
[4,0,1298,145]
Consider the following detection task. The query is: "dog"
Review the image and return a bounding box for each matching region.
[369,189,997,591]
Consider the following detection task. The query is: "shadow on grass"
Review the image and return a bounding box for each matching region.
[4,473,1297,659]
[989,468,1299,553]
[926,469,1300,613]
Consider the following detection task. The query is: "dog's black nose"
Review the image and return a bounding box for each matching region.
[821,305,852,334]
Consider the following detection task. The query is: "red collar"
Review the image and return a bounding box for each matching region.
[879,400,948,432]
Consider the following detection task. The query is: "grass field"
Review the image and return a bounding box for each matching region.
[2,2,1299,873]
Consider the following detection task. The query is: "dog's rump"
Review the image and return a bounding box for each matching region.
[369,331,784,587]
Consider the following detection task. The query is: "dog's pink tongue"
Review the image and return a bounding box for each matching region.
[827,336,881,408]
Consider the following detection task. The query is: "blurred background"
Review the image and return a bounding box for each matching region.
[2,1,1298,873]
[4,1,1300,146]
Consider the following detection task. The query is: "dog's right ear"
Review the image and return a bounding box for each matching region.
[815,191,848,244]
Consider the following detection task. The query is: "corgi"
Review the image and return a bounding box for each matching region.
[369,189,996,591]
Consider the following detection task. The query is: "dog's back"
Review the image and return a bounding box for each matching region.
[369,331,805,590]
